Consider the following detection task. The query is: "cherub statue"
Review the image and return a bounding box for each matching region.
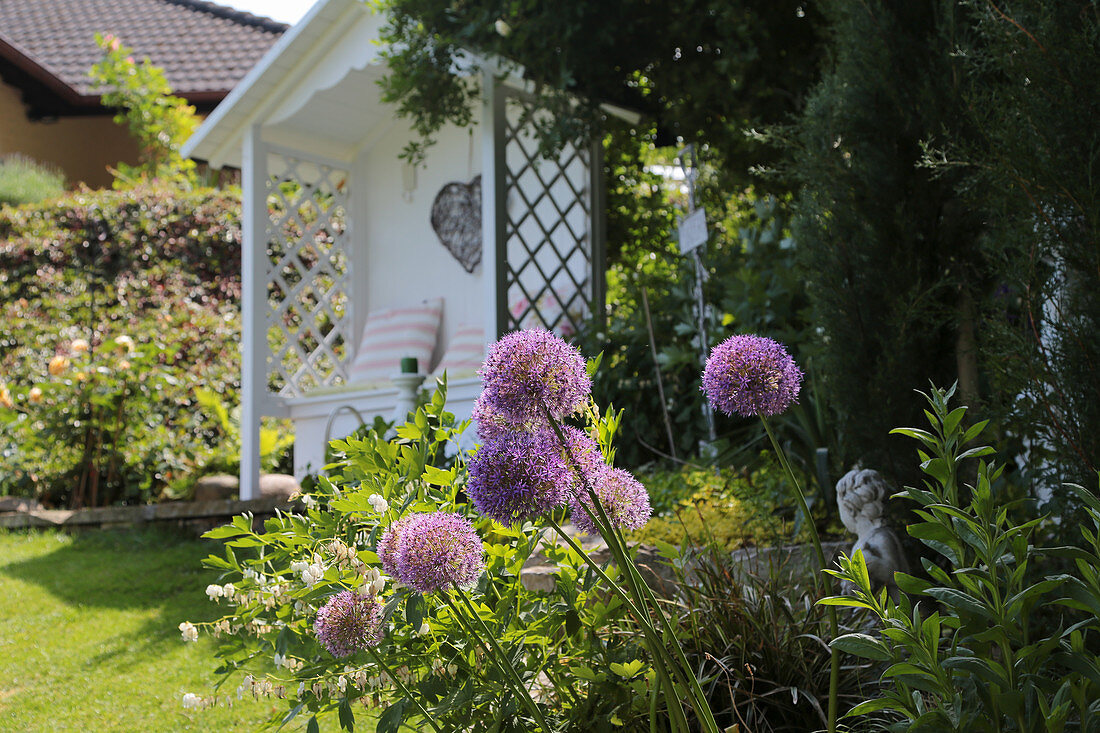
[836,467,908,592]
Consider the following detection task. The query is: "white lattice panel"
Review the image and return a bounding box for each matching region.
[265,153,351,397]
[502,93,595,339]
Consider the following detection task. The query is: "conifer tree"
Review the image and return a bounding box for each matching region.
[788,1,982,481]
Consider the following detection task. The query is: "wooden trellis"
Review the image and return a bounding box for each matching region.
[263,151,352,398]
[486,87,605,339]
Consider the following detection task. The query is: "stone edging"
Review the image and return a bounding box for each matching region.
[0,497,295,530]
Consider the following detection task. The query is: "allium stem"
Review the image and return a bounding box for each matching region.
[540,405,718,733]
[364,646,444,733]
[536,405,717,726]
[760,415,839,733]
[443,588,552,733]
[545,516,690,733]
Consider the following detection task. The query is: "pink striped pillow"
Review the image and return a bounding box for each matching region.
[348,298,443,385]
[429,323,485,380]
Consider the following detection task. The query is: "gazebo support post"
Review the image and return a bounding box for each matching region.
[481,71,507,342]
[240,124,268,501]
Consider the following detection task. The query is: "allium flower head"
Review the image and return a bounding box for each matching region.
[391,512,484,593]
[472,391,547,440]
[557,426,605,492]
[467,429,575,524]
[477,329,591,426]
[314,590,384,658]
[378,515,415,578]
[702,335,803,418]
[571,467,652,535]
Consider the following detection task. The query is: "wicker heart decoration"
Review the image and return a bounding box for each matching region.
[430,175,482,273]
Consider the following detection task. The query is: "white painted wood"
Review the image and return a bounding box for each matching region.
[240,125,268,500]
[358,116,484,358]
[188,5,610,486]
[286,376,483,478]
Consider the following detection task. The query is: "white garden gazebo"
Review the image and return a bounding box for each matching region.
[183,0,617,498]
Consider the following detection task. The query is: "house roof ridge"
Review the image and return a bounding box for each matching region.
[160,0,290,34]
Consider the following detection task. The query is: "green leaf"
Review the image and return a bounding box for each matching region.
[882,662,928,678]
[909,524,959,564]
[960,419,990,444]
[845,697,901,716]
[942,656,1007,687]
[895,572,931,595]
[202,524,248,540]
[565,608,582,636]
[942,406,967,437]
[406,594,425,630]
[376,700,407,733]
[926,587,996,621]
[338,696,355,731]
[1005,576,1067,610]
[423,465,454,486]
[278,703,305,731]
[307,716,320,733]
[817,596,875,610]
[610,659,645,678]
[891,427,939,449]
[831,633,892,661]
[920,457,951,486]
[957,446,995,461]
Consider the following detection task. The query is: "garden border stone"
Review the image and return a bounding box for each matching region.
[0,496,295,534]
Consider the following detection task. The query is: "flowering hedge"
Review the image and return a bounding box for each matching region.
[0,185,242,505]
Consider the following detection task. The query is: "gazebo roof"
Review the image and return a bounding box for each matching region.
[183,0,393,169]
[183,0,636,171]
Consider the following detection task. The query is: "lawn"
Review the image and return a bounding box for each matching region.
[0,527,345,732]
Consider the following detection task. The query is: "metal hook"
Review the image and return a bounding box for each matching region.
[324,404,367,446]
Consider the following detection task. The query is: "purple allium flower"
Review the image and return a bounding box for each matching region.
[570,467,652,536]
[557,425,605,492]
[314,590,384,658]
[392,512,485,593]
[701,335,803,418]
[471,391,546,440]
[477,329,591,426]
[378,515,414,578]
[467,429,575,524]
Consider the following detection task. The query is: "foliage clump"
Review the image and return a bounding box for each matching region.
[0,154,65,207]
[89,33,200,187]
[377,0,822,185]
[830,384,1100,729]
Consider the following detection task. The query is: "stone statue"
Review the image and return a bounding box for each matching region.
[836,467,908,591]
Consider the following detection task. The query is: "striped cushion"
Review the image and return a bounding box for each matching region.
[429,323,485,380]
[348,298,443,385]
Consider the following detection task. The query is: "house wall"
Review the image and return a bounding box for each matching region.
[0,79,140,188]
[356,120,485,371]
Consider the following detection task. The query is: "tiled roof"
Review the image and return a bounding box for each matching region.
[0,0,288,100]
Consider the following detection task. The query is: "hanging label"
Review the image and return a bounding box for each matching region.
[677,208,707,254]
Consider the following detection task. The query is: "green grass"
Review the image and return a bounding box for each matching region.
[0,527,345,732]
